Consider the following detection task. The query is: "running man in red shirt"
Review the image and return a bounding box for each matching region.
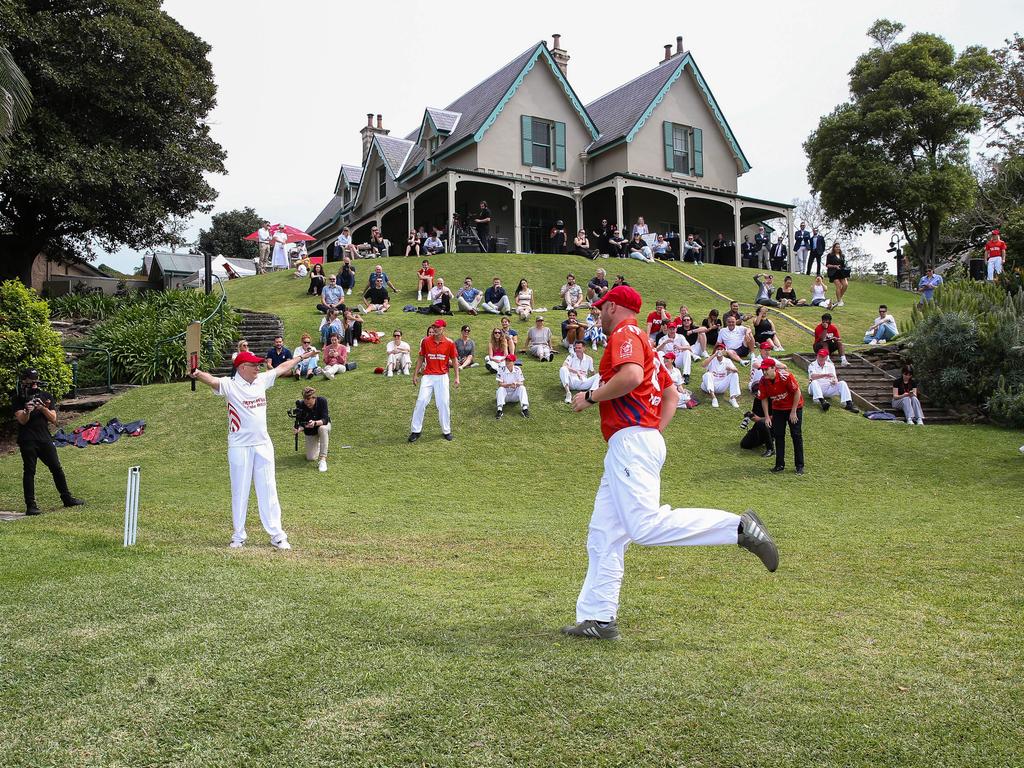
[563,285,779,640]
[409,319,459,442]
[757,357,805,475]
[985,229,1007,282]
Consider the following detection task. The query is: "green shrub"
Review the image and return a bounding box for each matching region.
[987,380,1024,428]
[49,290,144,320]
[84,290,238,385]
[0,280,72,411]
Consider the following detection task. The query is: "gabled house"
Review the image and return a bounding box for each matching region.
[307,35,793,264]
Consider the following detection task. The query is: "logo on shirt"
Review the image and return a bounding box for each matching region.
[619,338,633,358]
[227,403,241,433]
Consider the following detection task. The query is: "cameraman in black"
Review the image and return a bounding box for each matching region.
[292,386,331,473]
[739,381,774,458]
[13,369,84,515]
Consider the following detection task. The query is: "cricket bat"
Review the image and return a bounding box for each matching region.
[186,321,201,392]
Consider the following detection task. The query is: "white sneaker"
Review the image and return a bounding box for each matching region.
[712,396,720,408]
[869,339,878,346]
[776,346,785,353]
[346,289,352,295]
[418,293,423,301]
[840,356,850,366]
[318,458,328,472]
[592,342,598,350]
[729,397,740,408]
[324,370,335,380]
[741,359,750,367]
[906,418,914,424]
[271,536,292,550]
[352,340,358,346]
[915,418,925,426]
[229,538,245,549]
[564,393,572,404]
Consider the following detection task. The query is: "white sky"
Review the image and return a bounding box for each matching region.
[99,0,1023,272]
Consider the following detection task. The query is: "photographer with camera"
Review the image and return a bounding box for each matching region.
[292,386,331,472]
[13,369,85,516]
[739,382,774,458]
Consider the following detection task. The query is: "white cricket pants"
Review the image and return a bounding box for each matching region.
[411,374,451,434]
[387,352,410,374]
[795,246,808,273]
[496,385,529,409]
[227,442,286,543]
[575,427,741,622]
[808,379,852,402]
[560,369,601,391]
[987,257,1003,281]
[673,350,693,375]
[701,371,740,398]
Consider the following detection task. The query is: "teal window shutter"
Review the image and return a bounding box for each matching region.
[692,127,703,177]
[554,121,566,171]
[521,116,533,166]
[664,121,674,171]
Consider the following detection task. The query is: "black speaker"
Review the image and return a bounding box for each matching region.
[969,258,986,281]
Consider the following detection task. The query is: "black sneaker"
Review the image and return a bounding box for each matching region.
[844,402,860,413]
[408,432,421,443]
[561,619,621,641]
[795,467,805,475]
[770,465,786,473]
[521,408,529,418]
[443,433,453,441]
[683,374,690,385]
[62,496,85,508]
[819,399,831,412]
[496,408,503,420]
[26,505,41,516]
[738,510,779,572]
[761,447,775,459]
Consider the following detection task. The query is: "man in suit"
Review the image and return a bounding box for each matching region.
[755,226,771,270]
[807,227,826,276]
[793,222,811,274]
[740,235,756,268]
[770,236,788,272]
[712,233,733,265]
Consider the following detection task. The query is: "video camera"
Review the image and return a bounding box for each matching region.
[287,405,303,451]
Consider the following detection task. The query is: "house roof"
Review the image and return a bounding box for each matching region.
[376,134,416,177]
[341,164,362,185]
[585,52,751,173]
[150,252,253,278]
[426,107,461,134]
[397,145,427,181]
[308,194,345,234]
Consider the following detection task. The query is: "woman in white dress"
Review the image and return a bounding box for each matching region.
[514,278,534,320]
[385,330,411,376]
[810,276,832,308]
[271,228,289,271]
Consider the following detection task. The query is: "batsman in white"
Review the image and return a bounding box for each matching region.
[191,348,315,549]
[563,285,779,641]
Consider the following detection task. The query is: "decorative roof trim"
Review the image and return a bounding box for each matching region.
[417,108,461,144]
[396,160,424,183]
[624,53,751,174]
[473,44,599,146]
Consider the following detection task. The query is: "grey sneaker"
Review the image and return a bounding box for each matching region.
[738,510,779,572]
[561,619,621,641]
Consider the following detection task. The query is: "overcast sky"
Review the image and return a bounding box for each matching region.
[99,0,1021,272]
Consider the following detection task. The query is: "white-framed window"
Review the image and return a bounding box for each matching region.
[377,166,386,201]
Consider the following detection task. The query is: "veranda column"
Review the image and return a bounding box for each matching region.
[733,201,742,267]
[446,171,457,253]
[785,208,795,271]
[513,182,523,254]
[677,190,687,241]
[573,188,583,235]
[406,193,414,234]
[614,177,624,232]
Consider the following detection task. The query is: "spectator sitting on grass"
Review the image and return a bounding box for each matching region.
[405,229,421,258]
[700,342,741,408]
[677,314,708,359]
[231,339,250,362]
[775,275,807,307]
[515,279,534,320]
[416,260,435,300]
[810,275,832,308]
[317,275,346,314]
[495,355,529,419]
[893,365,925,425]
[661,353,689,408]
[583,306,606,350]
[628,233,655,263]
[806,347,858,413]
[455,325,477,369]
[424,233,444,255]
[266,336,292,367]
[573,230,599,260]
[652,234,674,260]
[308,262,326,296]
[426,278,454,315]
[752,306,784,353]
[481,277,511,315]
[701,309,722,350]
[723,300,751,325]
[718,314,755,365]
[561,309,586,349]
[342,308,363,347]
[587,268,610,303]
[527,316,554,362]
[754,273,780,307]
[386,330,411,376]
[500,316,519,355]
[294,334,320,380]
[367,264,398,293]
[321,334,349,379]
[559,341,600,403]
[682,234,703,264]
[486,327,510,373]
[864,305,899,345]
[361,277,391,314]
[457,277,483,315]
[607,228,628,257]
[556,273,585,310]
[318,309,343,346]
[813,313,849,366]
[337,256,356,296]
[646,300,673,345]
[656,322,694,384]
[294,258,309,278]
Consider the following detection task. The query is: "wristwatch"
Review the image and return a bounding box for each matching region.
[585,390,595,404]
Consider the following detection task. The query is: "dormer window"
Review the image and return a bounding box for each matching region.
[377,167,386,201]
[428,135,440,155]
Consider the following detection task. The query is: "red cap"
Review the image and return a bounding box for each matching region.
[715,341,726,349]
[759,357,778,370]
[759,341,774,350]
[431,319,447,328]
[506,354,517,362]
[663,352,676,360]
[992,229,1000,235]
[591,285,642,313]
[233,350,265,367]
[816,347,829,356]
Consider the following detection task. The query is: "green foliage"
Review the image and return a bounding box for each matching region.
[48,290,143,321]
[84,290,238,385]
[0,279,71,410]
[906,279,1024,421]
[804,21,995,269]
[0,1,226,282]
[976,33,1024,154]
[987,379,1024,427]
[0,44,32,169]
[196,207,264,260]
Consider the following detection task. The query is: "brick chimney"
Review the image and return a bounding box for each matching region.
[663,44,672,62]
[550,33,570,77]
[676,35,684,55]
[360,113,390,164]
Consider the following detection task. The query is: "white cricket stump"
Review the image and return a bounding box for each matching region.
[123,465,140,547]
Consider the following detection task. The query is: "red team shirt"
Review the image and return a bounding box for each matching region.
[645,309,671,335]
[758,370,804,411]
[418,266,436,279]
[985,239,1006,260]
[813,322,841,347]
[419,335,457,375]
[598,319,673,441]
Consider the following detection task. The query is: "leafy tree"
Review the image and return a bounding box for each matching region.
[791,193,861,246]
[976,33,1024,154]
[0,1,226,285]
[0,279,72,412]
[0,44,31,169]
[196,207,264,260]
[804,20,996,269]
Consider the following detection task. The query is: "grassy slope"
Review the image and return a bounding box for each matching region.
[0,255,1021,767]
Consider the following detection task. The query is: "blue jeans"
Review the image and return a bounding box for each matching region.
[296,357,319,376]
[864,325,897,343]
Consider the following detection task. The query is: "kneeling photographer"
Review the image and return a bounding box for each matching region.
[291,386,331,473]
[739,382,773,458]
[13,369,84,515]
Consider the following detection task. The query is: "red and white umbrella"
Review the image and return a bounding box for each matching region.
[244,224,315,243]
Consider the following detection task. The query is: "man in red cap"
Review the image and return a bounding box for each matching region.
[563,284,779,641]
[409,319,459,441]
[191,346,316,548]
[985,229,1006,282]
[807,347,858,413]
[757,357,805,475]
[494,354,529,419]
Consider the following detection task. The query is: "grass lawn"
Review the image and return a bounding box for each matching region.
[0,255,1021,767]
